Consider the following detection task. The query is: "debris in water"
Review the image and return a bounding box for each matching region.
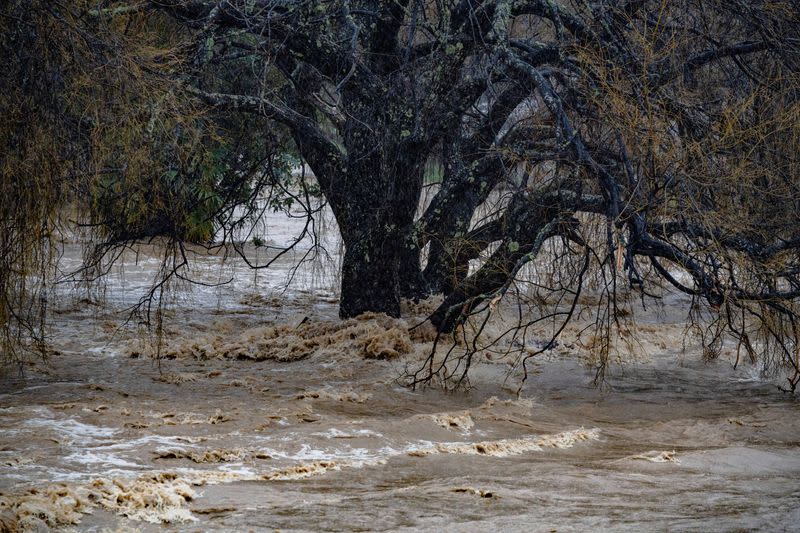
[294,389,371,403]
[136,312,415,362]
[451,487,496,498]
[123,421,151,429]
[1,455,34,467]
[132,409,232,427]
[728,418,767,428]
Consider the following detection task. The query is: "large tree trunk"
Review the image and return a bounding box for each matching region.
[339,222,403,318]
[335,140,426,318]
[339,199,423,317]
[397,239,427,300]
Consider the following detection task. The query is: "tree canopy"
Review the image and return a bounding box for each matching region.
[2,0,800,389]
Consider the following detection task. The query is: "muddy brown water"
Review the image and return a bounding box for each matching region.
[1,235,800,531]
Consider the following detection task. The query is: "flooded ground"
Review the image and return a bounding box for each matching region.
[1,216,800,531]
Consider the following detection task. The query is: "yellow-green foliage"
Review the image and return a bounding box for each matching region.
[0,1,208,361]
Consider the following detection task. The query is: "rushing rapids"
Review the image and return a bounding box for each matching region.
[1,217,799,532]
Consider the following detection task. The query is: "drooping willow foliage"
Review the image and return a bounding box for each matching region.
[0,1,300,364]
[0,2,97,362]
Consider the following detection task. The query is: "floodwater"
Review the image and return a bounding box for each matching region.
[1,211,799,532]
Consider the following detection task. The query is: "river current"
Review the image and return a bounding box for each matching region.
[1,210,798,532]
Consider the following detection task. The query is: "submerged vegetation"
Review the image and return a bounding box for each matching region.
[1,1,799,390]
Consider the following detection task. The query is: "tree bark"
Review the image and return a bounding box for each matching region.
[398,238,427,300]
[335,141,426,317]
[429,190,563,332]
[423,184,483,294]
[339,223,403,318]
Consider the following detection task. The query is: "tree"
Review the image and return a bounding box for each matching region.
[141,0,798,308]
[3,1,800,388]
[161,1,800,384]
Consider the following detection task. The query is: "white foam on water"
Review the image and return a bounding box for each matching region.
[23,415,117,444]
[311,428,383,439]
[64,449,144,469]
[407,428,601,457]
